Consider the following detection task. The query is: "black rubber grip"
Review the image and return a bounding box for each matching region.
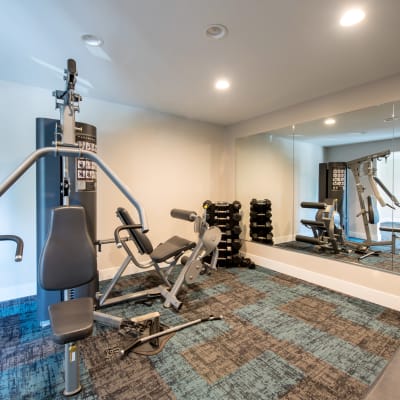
[300,219,325,227]
[295,235,321,245]
[300,202,326,209]
[67,59,76,74]
[170,209,197,222]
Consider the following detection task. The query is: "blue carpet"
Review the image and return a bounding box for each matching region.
[1,266,400,399]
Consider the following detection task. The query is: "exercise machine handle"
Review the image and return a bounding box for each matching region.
[170,209,197,222]
[373,176,400,208]
[300,202,327,209]
[0,146,149,232]
[120,314,223,357]
[113,224,142,248]
[0,235,24,262]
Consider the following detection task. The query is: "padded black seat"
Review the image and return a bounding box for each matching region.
[39,206,97,396]
[49,297,94,344]
[151,235,196,263]
[39,206,96,344]
[116,207,195,261]
[300,219,326,228]
[39,206,97,290]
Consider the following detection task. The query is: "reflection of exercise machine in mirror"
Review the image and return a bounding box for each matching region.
[346,150,400,258]
[296,150,400,259]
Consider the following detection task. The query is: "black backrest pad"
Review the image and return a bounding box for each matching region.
[116,207,153,254]
[39,206,97,290]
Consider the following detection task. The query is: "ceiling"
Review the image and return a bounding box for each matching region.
[268,101,400,146]
[1,0,400,126]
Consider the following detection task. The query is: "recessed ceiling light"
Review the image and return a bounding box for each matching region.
[324,118,336,125]
[340,8,365,27]
[215,79,230,90]
[206,24,228,39]
[81,34,103,47]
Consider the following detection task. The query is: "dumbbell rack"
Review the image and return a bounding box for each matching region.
[249,198,274,245]
[203,200,242,268]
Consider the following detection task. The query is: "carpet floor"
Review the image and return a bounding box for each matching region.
[1,266,400,399]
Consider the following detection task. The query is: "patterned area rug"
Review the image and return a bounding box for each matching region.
[1,266,400,399]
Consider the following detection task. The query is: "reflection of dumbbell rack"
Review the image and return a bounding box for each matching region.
[203,200,242,268]
[250,198,274,245]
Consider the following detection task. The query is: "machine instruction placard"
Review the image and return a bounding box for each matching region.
[76,133,97,192]
[331,167,346,191]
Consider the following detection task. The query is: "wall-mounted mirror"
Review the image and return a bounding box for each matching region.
[236,101,400,274]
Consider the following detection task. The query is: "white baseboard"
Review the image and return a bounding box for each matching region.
[273,235,295,244]
[242,242,400,311]
[0,282,36,302]
[248,253,400,311]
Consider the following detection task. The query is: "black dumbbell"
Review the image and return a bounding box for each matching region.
[240,257,256,269]
[228,225,242,235]
[250,217,272,225]
[231,200,242,211]
[214,209,230,214]
[250,198,272,207]
[214,213,241,222]
[219,239,241,250]
[240,257,252,268]
[203,200,215,213]
[214,222,231,231]
[250,222,273,231]
[232,213,242,222]
[250,211,272,219]
[215,202,231,210]
[216,259,226,268]
[217,248,230,254]
[251,232,273,241]
[232,254,241,266]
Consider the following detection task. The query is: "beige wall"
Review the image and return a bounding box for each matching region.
[85,99,228,271]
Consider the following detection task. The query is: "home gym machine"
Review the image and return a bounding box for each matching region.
[0,59,149,396]
[96,205,222,311]
[0,59,222,395]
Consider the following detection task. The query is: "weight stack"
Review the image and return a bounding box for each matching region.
[36,118,98,325]
[203,200,242,268]
[249,198,274,245]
